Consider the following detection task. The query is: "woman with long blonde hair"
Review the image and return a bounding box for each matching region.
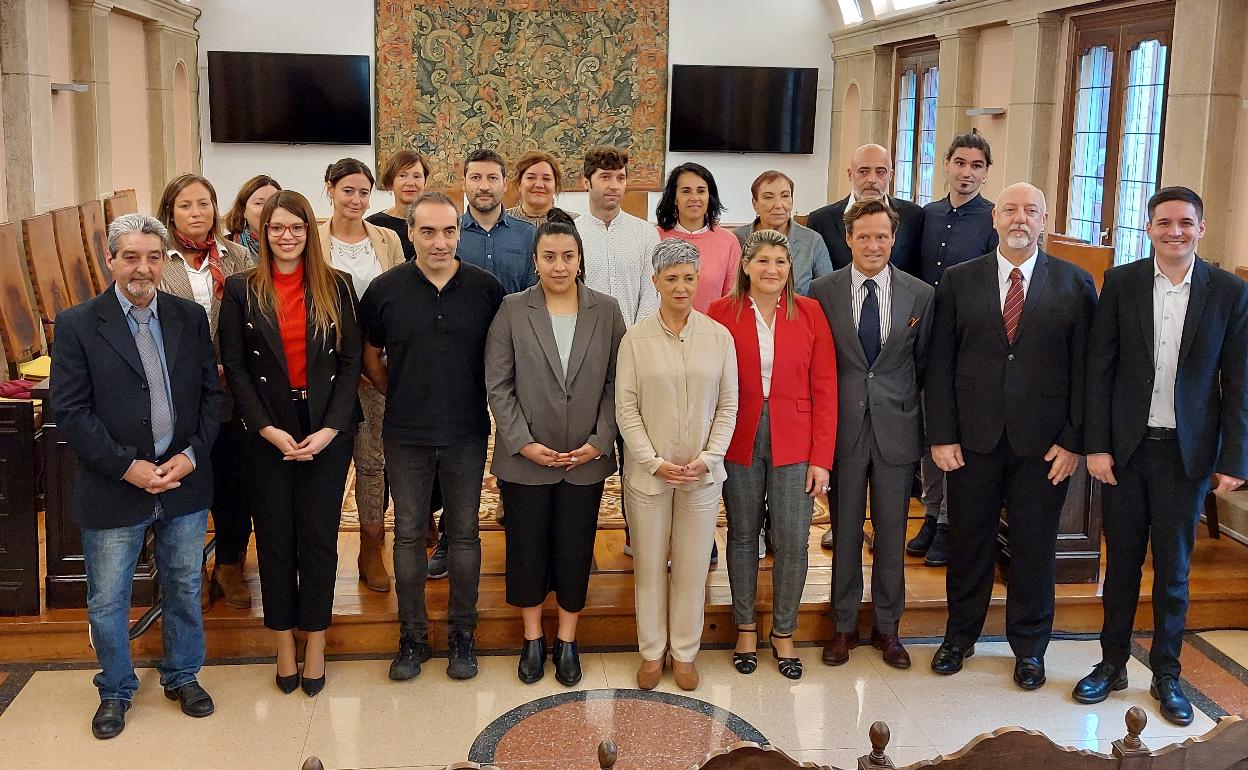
[219,190,362,696]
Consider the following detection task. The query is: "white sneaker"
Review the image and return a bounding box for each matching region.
[758,531,767,560]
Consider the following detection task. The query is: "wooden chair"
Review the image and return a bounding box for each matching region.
[794,213,810,227]
[0,222,47,380]
[1236,266,1248,282]
[79,200,110,292]
[20,213,73,344]
[103,188,138,224]
[428,187,465,214]
[51,206,98,305]
[621,189,649,220]
[1044,234,1114,291]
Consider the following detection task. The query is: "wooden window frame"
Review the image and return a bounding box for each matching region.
[892,42,940,203]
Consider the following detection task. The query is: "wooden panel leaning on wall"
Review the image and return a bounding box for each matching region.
[0,222,46,379]
[79,200,110,293]
[50,207,97,306]
[20,213,72,344]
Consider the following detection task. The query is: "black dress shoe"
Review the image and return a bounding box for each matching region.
[931,642,974,674]
[389,635,433,681]
[1152,676,1194,726]
[91,699,130,740]
[924,524,950,566]
[275,671,301,694]
[163,681,215,717]
[552,638,582,687]
[301,673,326,697]
[1014,656,1046,690]
[1073,661,1127,704]
[906,516,937,556]
[518,637,546,684]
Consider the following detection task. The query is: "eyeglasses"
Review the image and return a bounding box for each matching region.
[267,223,307,237]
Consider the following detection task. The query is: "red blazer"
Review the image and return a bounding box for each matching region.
[708,294,837,469]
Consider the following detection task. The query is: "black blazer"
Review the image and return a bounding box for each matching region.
[807,195,925,276]
[49,287,222,529]
[219,270,362,438]
[1086,257,1248,480]
[926,251,1097,458]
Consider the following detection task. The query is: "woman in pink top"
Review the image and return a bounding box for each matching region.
[656,162,740,312]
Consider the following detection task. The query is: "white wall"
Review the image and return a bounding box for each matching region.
[197,0,840,221]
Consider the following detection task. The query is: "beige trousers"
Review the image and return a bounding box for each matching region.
[354,383,386,529]
[625,480,722,662]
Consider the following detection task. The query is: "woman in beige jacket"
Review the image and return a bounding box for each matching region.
[616,238,738,692]
[319,158,404,593]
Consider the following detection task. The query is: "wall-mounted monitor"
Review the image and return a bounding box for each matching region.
[669,64,818,154]
[208,51,371,145]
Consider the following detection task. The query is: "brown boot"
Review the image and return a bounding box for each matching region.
[357,530,391,592]
[214,561,252,609]
[200,566,213,613]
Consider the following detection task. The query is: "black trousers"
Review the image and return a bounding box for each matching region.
[945,435,1069,658]
[211,418,252,565]
[246,401,354,632]
[501,479,604,612]
[1100,437,1209,679]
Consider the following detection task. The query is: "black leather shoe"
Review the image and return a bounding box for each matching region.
[1073,661,1127,704]
[163,681,215,717]
[1152,676,1194,726]
[91,699,129,740]
[1014,656,1047,690]
[924,524,950,566]
[447,629,479,680]
[518,637,546,684]
[389,635,433,681]
[931,642,974,674]
[906,516,938,556]
[275,671,301,694]
[552,638,582,687]
[301,673,326,697]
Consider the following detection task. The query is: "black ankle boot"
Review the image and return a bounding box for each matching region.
[518,637,546,684]
[552,638,582,686]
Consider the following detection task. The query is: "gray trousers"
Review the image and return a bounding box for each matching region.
[833,413,915,634]
[920,450,949,525]
[723,404,813,636]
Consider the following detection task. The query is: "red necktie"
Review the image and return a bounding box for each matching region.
[1003,268,1024,344]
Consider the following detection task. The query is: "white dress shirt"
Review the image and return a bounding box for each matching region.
[1148,259,1194,429]
[850,264,893,343]
[996,249,1039,311]
[749,296,779,398]
[576,210,661,326]
[168,246,224,319]
[674,222,710,235]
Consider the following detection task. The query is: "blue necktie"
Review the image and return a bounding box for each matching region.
[859,278,881,367]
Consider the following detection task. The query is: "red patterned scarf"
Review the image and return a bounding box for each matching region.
[175,230,225,300]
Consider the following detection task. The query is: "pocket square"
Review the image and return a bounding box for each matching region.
[907,315,920,328]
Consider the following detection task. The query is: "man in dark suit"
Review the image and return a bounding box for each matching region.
[50,214,222,739]
[810,198,934,670]
[926,183,1097,690]
[1073,187,1248,726]
[807,143,925,276]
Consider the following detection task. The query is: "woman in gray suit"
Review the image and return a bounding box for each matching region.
[486,210,627,687]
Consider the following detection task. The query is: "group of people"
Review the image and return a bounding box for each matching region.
[49,132,1247,742]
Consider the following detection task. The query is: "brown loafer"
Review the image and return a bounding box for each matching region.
[636,658,664,690]
[820,527,834,549]
[821,631,858,666]
[871,629,911,669]
[671,658,699,691]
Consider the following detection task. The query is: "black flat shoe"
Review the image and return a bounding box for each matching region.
[518,637,546,684]
[931,642,974,675]
[733,627,758,675]
[301,674,326,697]
[91,699,129,740]
[1073,661,1127,704]
[164,681,215,717]
[552,638,582,687]
[275,671,301,694]
[1152,676,1194,726]
[1014,656,1046,690]
[769,631,802,680]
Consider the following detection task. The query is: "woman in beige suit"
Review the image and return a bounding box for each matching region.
[157,172,255,611]
[616,238,738,692]
[486,210,627,687]
[318,158,404,593]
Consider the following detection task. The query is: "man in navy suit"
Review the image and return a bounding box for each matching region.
[1074,187,1248,726]
[51,214,222,739]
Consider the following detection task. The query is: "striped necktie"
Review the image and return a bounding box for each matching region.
[1003,268,1024,344]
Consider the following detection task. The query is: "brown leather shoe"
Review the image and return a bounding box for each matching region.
[213,561,253,608]
[820,527,834,549]
[671,658,699,691]
[871,628,911,669]
[821,632,858,666]
[636,658,664,690]
[357,530,392,593]
[200,566,213,613]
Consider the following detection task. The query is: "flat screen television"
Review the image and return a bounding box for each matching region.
[669,65,818,154]
[208,51,371,144]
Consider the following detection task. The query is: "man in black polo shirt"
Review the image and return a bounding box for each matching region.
[907,132,999,567]
[360,191,505,682]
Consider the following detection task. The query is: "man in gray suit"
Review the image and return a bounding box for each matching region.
[810,198,934,669]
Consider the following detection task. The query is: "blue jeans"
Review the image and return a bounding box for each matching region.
[82,505,208,701]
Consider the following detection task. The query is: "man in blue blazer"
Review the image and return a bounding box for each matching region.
[50,214,222,739]
[1074,187,1248,726]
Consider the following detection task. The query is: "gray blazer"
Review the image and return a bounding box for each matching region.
[486,283,628,485]
[733,219,833,296]
[809,265,934,466]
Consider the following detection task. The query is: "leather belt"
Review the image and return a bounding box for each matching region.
[1144,426,1177,440]
[290,388,309,401]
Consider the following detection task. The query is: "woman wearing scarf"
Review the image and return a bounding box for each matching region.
[224,174,282,259]
[157,173,256,611]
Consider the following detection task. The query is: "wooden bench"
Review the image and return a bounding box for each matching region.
[1045,233,1114,291]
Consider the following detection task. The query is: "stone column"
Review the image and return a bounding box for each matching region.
[69,0,114,203]
[935,29,979,158]
[827,46,893,201]
[1003,12,1063,188]
[1,0,55,219]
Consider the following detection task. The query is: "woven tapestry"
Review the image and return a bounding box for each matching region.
[375,1,669,190]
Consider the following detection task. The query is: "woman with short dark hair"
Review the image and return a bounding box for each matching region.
[656,163,739,314]
[366,149,430,261]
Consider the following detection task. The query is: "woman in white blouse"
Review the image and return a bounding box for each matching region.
[317,158,404,594]
[616,238,738,692]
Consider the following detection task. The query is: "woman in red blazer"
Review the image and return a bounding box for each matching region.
[708,229,837,681]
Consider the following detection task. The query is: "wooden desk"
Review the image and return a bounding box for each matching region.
[0,399,40,615]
